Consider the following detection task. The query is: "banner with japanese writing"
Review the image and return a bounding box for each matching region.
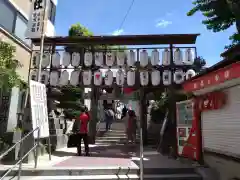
[25,0,48,38]
[30,80,49,138]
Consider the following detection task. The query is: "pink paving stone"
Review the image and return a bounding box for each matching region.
[54,156,135,168]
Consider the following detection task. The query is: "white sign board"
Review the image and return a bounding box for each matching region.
[25,0,48,38]
[30,80,49,138]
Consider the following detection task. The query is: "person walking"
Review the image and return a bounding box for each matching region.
[72,108,90,156]
[121,105,128,120]
[104,106,114,131]
[126,110,137,144]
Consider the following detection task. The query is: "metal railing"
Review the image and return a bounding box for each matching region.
[139,127,144,180]
[0,127,40,180]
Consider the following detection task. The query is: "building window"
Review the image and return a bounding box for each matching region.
[0,0,15,32]
[48,0,56,24]
[0,0,30,46]
[14,15,31,45]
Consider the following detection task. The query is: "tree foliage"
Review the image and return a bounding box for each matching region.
[69,23,94,37]
[0,41,25,91]
[52,86,84,119]
[187,0,240,48]
[193,56,206,72]
[150,56,206,123]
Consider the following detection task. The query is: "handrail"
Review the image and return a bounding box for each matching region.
[0,127,40,160]
[0,126,41,180]
[139,126,144,180]
[0,144,38,180]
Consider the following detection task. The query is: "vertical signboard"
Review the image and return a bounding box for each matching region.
[25,0,48,38]
[30,80,49,138]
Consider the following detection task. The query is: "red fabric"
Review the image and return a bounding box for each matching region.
[123,88,135,94]
[79,113,90,133]
[127,117,135,130]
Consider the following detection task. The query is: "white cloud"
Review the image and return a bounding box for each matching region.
[155,19,172,28]
[166,12,173,16]
[112,29,124,36]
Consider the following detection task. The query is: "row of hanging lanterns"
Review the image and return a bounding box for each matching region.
[31,69,196,87]
[31,48,194,68]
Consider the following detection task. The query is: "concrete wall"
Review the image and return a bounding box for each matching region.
[0,30,31,81]
[0,29,31,133]
[9,0,32,20]
[204,153,240,180]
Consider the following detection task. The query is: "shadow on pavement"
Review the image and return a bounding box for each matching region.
[53,150,76,157]
[88,144,138,159]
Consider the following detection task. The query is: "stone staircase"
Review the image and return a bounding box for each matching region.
[0,121,202,179]
[95,130,140,146]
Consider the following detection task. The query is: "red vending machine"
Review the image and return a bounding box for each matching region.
[176,100,198,160]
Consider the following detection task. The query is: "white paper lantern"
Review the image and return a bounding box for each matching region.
[71,52,80,67]
[174,48,183,65]
[50,71,59,86]
[162,70,171,85]
[59,70,69,86]
[95,52,103,66]
[41,52,50,68]
[174,70,185,84]
[84,52,93,67]
[127,50,135,67]
[62,52,71,67]
[82,70,92,85]
[162,48,170,66]
[117,51,125,66]
[186,69,196,80]
[40,70,49,85]
[116,69,124,86]
[184,48,194,65]
[127,70,135,86]
[104,69,113,86]
[140,71,149,86]
[94,70,103,86]
[140,50,148,67]
[151,49,159,66]
[106,52,114,67]
[70,70,80,86]
[30,70,38,81]
[32,52,40,67]
[51,52,60,68]
[151,70,160,86]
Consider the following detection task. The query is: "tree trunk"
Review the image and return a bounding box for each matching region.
[236,19,240,34]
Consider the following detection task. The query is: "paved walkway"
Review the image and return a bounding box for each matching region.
[0,121,202,179]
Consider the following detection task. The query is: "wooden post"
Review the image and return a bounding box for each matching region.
[168,44,178,158]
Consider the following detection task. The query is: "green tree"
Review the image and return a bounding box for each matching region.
[0,41,26,91]
[150,56,206,123]
[193,56,206,72]
[55,86,84,119]
[69,23,94,37]
[187,0,240,48]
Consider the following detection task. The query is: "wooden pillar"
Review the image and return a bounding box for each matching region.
[139,88,148,145]
[168,44,178,158]
[89,86,98,144]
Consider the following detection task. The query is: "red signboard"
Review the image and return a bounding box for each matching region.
[183,62,240,92]
[196,91,226,111]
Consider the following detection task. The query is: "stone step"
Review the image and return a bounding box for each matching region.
[99,136,140,140]
[5,173,202,180]
[95,139,140,144]
[0,167,138,177]
[99,129,126,134]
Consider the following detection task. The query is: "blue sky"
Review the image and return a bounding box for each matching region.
[55,0,236,67]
